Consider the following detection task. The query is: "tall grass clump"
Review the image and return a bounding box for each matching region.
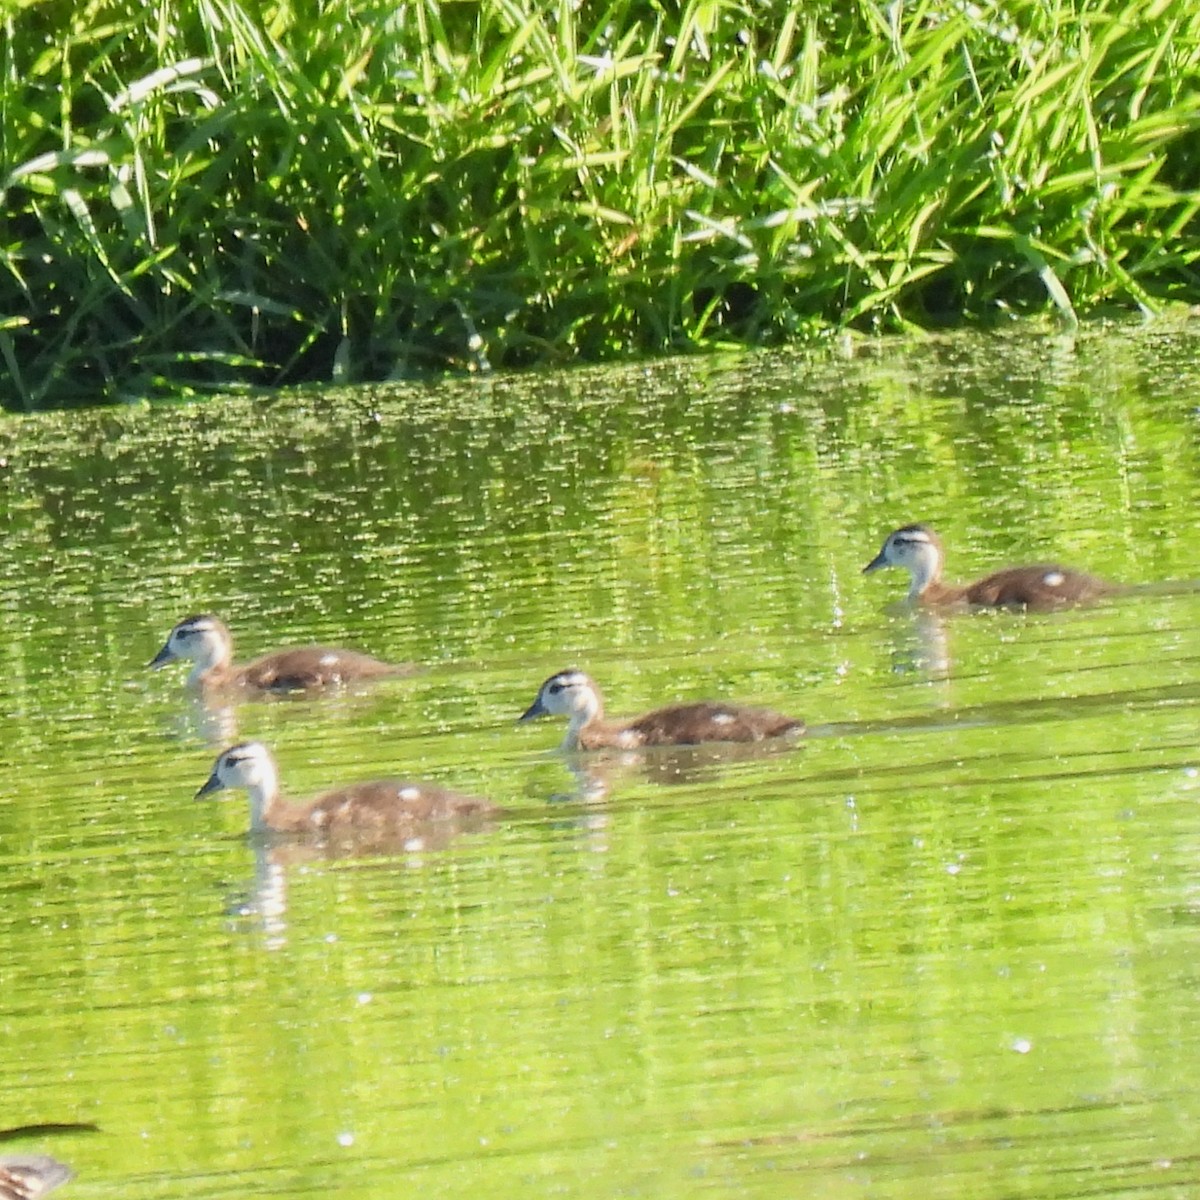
[2,0,1199,408]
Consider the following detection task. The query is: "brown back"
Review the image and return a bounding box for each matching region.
[281,780,498,837]
[615,702,805,748]
[962,565,1111,609]
[236,646,406,692]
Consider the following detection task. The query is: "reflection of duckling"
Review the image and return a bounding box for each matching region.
[863,524,1111,608]
[519,670,804,751]
[0,1156,72,1200]
[150,614,410,693]
[196,742,499,841]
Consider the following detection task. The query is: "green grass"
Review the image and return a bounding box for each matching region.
[2,0,1200,408]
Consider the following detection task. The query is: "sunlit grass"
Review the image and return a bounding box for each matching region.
[2,0,1199,407]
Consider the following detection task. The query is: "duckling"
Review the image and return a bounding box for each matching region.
[196,741,498,840]
[150,614,409,693]
[863,524,1111,609]
[519,670,805,751]
[0,1156,72,1200]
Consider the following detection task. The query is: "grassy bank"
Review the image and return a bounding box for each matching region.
[2,0,1199,409]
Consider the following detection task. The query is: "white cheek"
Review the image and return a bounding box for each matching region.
[1042,570,1065,588]
[398,786,421,803]
[712,712,735,726]
[319,653,339,667]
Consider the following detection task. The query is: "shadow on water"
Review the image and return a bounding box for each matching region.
[823,678,1200,742]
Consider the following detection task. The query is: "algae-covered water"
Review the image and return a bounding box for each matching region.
[3,326,1200,1199]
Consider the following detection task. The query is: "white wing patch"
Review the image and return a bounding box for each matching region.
[1042,570,1065,588]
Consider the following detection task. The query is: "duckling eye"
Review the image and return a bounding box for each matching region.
[548,683,563,695]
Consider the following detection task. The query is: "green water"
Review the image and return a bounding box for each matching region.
[3,326,1200,1199]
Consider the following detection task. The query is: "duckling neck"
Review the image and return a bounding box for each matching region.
[188,641,234,688]
[916,579,966,605]
[563,690,605,751]
[244,769,282,835]
[189,662,224,688]
[906,548,945,602]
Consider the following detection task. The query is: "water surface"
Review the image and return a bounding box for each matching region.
[2,325,1200,1198]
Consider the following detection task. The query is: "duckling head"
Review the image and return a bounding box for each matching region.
[196,741,282,834]
[519,670,604,726]
[149,614,234,679]
[197,741,278,799]
[863,524,945,598]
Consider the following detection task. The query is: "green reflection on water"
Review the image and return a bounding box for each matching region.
[2,325,1200,1199]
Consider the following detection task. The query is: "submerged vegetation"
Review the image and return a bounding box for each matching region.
[2,0,1199,408]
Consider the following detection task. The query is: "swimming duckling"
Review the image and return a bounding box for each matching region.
[150,614,409,693]
[519,670,805,751]
[196,742,498,840]
[863,524,1111,609]
[0,1156,72,1200]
